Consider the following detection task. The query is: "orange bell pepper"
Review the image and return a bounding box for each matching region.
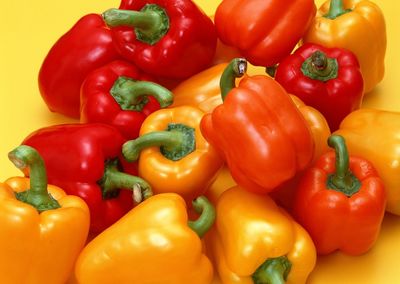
[75,193,215,284]
[201,58,314,194]
[0,145,90,284]
[122,106,223,203]
[334,108,400,215]
[302,0,386,93]
[293,135,386,255]
[206,186,316,284]
[170,63,230,113]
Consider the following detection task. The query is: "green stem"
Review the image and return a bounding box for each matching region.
[102,4,169,45]
[98,159,152,203]
[122,123,195,162]
[110,76,173,111]
[187,196,216,238]
[327,135,361,197]
[301,51,338,82]
[8,145,60,212]
[252,256,292,284]
[324,0,352,20]
[220,58,247,101]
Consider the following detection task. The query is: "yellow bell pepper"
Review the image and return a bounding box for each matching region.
[334,108,400,215]
[171,63,234,113]
[122,106,223,204]
[302,0,386,93]
[75,193,215,284]
[206,186,316,284]
[290,95,331,164]
[0,145,90,284]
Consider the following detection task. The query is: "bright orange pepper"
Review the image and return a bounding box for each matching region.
[206,186,316,284]
[123,106,223,204]
[75,193,215,284]
[0,145,90,284]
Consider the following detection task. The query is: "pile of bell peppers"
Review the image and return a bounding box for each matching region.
[2,0,395,283]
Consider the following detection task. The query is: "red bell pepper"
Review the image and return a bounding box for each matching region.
[200,58,314,194]
[274,43,364,131]
[21,123,152,234]
[293,135,386,255]
[80,60,174,140]
[39,14,121,119]
[102,0,217,79]
[214,0,316,67]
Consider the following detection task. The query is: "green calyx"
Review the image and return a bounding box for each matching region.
[110,76,173,111]
[122,123,196,162]
[98,158,152,202]
[187,196,216,238]
[220,58,247,101]
[103,4,170,45]
[324,0,352,20]
[8,145,60,212]
[301,51,338,82]
[326,135,361,197]
[252,256,292,284]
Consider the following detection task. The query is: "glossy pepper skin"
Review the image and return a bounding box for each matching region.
[270,95,331,211]
[201,59,314,194]
[39,14,121,118]
[102,0,217,79]
[123,106,223,204]
[21,123,152,234]
[334,109,400,215]
[214,0,316,67]
[0,146,90,284]
[171,63,242,113]
[275,43,364,131]
[75,193,215,284]
[80,60,174,140]
[302,0,386,93]
[293,135,386,255]
[206,186,316,284]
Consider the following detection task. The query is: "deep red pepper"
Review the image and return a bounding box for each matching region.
[274,43,364,131]
[21,123,152,234]
[102,0,217,79]
[38,14,121,119]
[80,60,174,140]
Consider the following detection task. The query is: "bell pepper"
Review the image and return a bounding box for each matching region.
[170,63,240,114]
[214,0,316,67]
[200,58,314,194]
[39,14,121,118]
[275,43,364,131]
[270,94,331,211]
[102,0,217,79]
[75,193,215,284]
[80,60,174,140]
[122,106,223,204]
[21,123,152,234]
[334,108,400,215]
[302,0,386,93]
[0,145,90,284]
[293,135,386,255]
[206,186,316,284]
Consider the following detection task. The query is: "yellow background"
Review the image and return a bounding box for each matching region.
[0,0,399,283]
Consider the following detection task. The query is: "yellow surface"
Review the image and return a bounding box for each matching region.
[0,0,399,283]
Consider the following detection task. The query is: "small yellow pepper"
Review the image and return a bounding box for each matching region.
[0,145,90,284]
[206,186,316,284]
[122,106,223,204]
[75,193,215,284]
[334,108,400,215]
[302,0,386,93]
